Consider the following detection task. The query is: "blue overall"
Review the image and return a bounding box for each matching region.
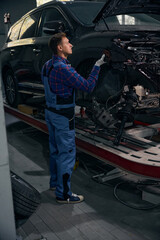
[43,62,76,199]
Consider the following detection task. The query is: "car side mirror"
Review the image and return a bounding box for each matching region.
[43,21,65,35]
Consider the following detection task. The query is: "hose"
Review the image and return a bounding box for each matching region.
[114,181,160,210]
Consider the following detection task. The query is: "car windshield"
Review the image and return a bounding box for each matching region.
[66,2,104,25]
[96,13,160,31]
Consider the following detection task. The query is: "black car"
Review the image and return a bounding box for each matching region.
[1,0,160,128]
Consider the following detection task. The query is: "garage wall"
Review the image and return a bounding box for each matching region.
[0,0,36,49]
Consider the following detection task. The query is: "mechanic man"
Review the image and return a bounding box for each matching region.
[41,32,105,203]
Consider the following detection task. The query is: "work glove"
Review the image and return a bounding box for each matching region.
[95,54,106,67]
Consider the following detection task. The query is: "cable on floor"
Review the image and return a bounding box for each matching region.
[114,180,160,210]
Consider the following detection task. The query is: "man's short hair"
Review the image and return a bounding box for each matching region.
[49,32,66,55]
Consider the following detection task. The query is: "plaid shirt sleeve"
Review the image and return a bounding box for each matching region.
[59,64,100,93]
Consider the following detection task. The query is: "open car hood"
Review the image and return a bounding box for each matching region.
[93,0,160,23]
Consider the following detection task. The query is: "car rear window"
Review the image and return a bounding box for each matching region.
[7,20,23,42]
[19,12,40,39]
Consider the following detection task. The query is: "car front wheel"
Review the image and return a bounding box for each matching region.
[4,69,21,107]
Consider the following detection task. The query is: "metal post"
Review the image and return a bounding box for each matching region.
[0,52,16,239]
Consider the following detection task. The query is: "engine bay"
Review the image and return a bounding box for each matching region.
[85,33,160,145]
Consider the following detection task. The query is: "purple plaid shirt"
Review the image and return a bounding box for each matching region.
[41,55,100,98]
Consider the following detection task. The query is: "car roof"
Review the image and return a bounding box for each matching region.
[22,1,103,17]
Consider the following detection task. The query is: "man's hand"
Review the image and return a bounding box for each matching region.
[95,54,106,67]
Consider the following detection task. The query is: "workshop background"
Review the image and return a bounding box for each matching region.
[0,1,160,240]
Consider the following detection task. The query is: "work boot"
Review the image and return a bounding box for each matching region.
[56,193,84,204]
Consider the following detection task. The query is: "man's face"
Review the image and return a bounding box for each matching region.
[58,37,73,57]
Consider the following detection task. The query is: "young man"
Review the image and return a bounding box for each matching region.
[41,32,105,203]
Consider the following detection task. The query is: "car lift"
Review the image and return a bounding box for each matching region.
[4,103,160,181]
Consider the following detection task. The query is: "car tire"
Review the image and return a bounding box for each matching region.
[4,69,21,107]
[10,171,41,219]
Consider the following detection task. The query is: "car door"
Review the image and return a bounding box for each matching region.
[17,11,41,91]
[2,19,24,74]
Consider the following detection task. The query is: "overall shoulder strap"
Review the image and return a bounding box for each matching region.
[42,64,53,78]
[43,64,47,77]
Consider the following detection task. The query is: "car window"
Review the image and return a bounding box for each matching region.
[7,20,23,42]
[96,13,160,31]
[39,7,70,36]
[19,12,40,39]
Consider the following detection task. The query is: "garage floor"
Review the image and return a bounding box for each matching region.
[5,112,160,240]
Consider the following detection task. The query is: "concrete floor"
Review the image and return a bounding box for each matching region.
[5,112,160,240]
